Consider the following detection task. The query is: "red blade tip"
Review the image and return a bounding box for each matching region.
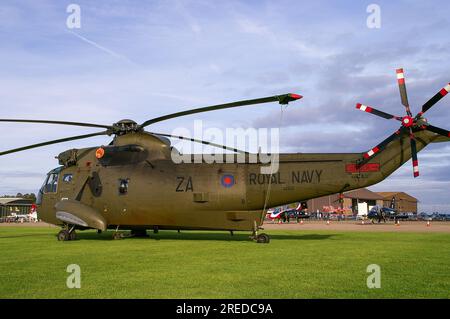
[289,93,303,100]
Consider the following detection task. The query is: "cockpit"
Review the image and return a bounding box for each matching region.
[36,167,62,205]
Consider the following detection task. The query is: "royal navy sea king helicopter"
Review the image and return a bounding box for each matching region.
[1,69,449,243]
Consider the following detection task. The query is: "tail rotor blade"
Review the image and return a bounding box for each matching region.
[425,124,450,138]
[363,127,406,160]
[396,68,413,116]
[421,83,450,114]
[356,103,402,121]
[410,133,419,178]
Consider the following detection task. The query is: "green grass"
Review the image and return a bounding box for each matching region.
[0,226,449,298]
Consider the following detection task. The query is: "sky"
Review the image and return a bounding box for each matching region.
[0,0,449,212]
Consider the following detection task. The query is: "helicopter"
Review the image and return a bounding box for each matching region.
[0,68,449,243]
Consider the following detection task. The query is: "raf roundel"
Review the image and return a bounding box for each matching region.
[221,174,235,188]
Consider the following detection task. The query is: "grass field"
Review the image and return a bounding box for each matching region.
[0,226,449,298]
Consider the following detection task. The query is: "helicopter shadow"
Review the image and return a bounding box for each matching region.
[76,231,337,242]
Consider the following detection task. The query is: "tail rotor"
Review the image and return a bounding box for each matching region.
[355,68,450,178]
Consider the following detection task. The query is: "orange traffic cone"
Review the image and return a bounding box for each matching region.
[300,220,304,225]
[426,221,430,227]
[361,220,365,225]
[395,220,400,226]
[326,220,330,225]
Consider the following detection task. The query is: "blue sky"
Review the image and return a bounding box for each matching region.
[0,0,449,211]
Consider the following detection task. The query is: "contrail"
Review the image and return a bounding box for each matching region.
[67,30,137,66]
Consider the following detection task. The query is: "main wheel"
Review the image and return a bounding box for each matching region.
[69,231,77,241]
[256,233,270,244]
[57,230,70,241]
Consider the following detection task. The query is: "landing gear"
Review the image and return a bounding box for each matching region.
[256,233,270,244]
[112,225,124,240]
[250,221,270,244]
[112,232,124,240]
[69,231,77,241]
[57,226,77,241]
[57,230,70,241]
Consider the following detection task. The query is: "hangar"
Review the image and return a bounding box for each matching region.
[375,192,418,213]
[0,198,33,219]
[306,188,385,216]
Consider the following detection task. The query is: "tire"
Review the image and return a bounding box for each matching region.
[256,233,270,244]
[57,230,70,241]
[69,231,77,241]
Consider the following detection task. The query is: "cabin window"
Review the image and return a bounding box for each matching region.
[44,173,59,193]
[118,179,129,195]
[63,174,73,183]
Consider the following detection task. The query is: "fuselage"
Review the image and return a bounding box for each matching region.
[37,130,448,232]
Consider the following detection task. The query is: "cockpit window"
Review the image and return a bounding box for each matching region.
[44,173,59,193]
[37,167,62,204]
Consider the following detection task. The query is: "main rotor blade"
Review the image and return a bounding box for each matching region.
[0,119,113,130]
[356,103,402,121]
[362,127,406,161]
[420,83,450,114]
[396,68,413,116]
[140,93,302,128]
[0,131,109,156]
[410,132,419,178]
[425,124,450,138]
[150,132,249,154]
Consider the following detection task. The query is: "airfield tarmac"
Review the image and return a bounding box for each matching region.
[1,220,449,233]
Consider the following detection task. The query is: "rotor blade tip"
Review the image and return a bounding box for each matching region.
[289,93,303,100]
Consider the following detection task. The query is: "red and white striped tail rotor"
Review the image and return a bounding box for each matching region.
[413,160,419,178]
[396,68,413,116]
[364,147,380,159]
[355,68,450,178]
[396,68,405,84]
